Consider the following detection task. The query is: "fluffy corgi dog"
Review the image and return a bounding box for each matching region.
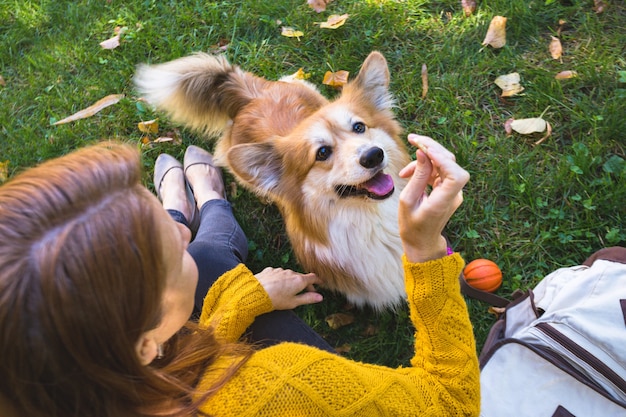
[134,51,411,311]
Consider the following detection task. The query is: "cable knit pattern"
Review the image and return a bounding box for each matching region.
[197,254,480,416]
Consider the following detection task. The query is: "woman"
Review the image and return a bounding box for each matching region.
[0,134,479,416]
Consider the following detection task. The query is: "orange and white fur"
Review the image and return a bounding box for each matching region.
[134,51,411,311]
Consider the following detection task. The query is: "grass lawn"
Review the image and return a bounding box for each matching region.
[2,0,625,366]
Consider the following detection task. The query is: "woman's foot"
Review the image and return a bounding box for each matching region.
[154,154,194,225]
[183,145,225,209]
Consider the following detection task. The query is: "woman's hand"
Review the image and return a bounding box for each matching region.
[398,134,470,263]
[255,267,323,310]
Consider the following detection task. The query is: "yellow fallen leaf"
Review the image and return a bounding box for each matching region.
[507,117,552,145]
[494,72,524,97]
[325,313,354,330]
[323,70,349,88]
[138,119,159,134]
[53,94,124,125]
[282,68,312,82]
[555,70,578,80]
[461,0,476,17]
[482,16,507,49]
[511,117,547,135]
[421,64,428,99]
[281,27,304,39]
[308,0,333,13]
[318,14,349,29]
[0,160,9,183]
[549,36,562,60]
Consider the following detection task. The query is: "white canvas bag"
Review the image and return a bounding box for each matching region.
[461,247,626,417]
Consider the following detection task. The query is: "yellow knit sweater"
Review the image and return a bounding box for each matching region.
[197,253,480,416]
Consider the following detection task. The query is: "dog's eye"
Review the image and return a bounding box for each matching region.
[352,122,366,134]
[316,146,333,161]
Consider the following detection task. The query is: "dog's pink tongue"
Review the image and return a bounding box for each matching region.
[363,172,394,196]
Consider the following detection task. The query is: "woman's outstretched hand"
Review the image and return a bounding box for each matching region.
[255,267,323,310]
[398,134,470,263]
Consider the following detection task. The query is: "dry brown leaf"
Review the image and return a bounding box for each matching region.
[488,306,507,317]
[138,119,159,134]
[557,19,566,36]
[361,324,379,337]
[594,0,607,13]
[0,75,5,87]
[504,118,514,135]
[100,34,120,50]
[0,160,9,183]
[549,36,562,60]
[323,70,349,88]
[494,73,524,97]
[461,0,476,17]
[555,70,578,80]
[334,344,352,354]
[308,0,333,13]
[53,94,124,125]
[325,313,354,330]
[421,64,428,99]
[318,14,349,29]
[281,27,304,39]
[482,16,507,49]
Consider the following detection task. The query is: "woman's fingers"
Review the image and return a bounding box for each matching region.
[255,268,323,310]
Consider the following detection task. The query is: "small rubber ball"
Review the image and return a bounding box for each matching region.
[463,259,502,293]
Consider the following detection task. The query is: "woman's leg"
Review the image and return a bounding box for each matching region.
[184,200,334,352]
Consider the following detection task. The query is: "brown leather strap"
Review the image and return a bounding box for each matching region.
[459,273,510,307]
[583,247,626,267]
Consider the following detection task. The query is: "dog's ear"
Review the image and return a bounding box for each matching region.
[349,51,393,110]
[226,142,282,196]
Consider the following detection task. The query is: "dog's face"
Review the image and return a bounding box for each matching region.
[225,52,408,217]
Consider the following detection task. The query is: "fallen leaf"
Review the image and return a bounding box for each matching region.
[209,38,229,54]
[281,27,304,39]
[138,119,159,134]
[53,94,124,125]
[594,0,607,13]
[361,324,379,337]
[323,70,349,88]
[504,118,514,135]
[461,0,476,17]
[325,313,354,330]
[317,14,349,29]
[510,117,547,135]
[482,16,507,49]
[282,67,312,82]
[0,75,5,87]
[549,36,562,60]
[0,160,9,183]
[555,70,578,80]
[494,72,524,97]
[141,136,151,145]
[557,19,566,36]
[100,34,120,49]
[308,0,333,13]
[334,344,352,354]
[534,122,552,146]
[488,306,506,317]
[99,26,126,50]
[421,64,428,99]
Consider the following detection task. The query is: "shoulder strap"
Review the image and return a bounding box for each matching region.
[459,273,510,307]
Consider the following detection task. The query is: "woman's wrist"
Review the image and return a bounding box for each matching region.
[403,235,449,263]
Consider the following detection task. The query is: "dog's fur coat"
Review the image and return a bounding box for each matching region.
[134,51,411,310]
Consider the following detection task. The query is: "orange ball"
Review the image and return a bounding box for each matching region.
[463,259,503,293]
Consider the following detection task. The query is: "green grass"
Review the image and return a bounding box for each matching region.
[2,0,625,366]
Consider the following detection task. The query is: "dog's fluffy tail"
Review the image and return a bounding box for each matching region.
[134,53,263,137]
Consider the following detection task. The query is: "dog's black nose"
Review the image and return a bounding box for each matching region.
[360,147,384,169]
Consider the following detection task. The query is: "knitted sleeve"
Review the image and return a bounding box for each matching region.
[198,264,273,343]
[403,252,480,416]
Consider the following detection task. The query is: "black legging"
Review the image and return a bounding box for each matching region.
[168,199,334,352]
